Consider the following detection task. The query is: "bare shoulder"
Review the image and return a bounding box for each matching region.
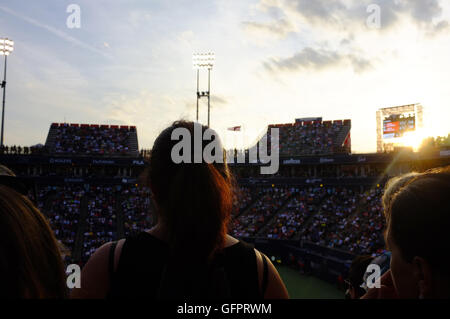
[70,238,125,299]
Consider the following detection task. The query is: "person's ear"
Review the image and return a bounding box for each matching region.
[412,256,433,299]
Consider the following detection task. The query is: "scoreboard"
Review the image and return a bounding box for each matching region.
[383,114,415,139]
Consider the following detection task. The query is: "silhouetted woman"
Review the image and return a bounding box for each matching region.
[0,181,68,298]
[72,121,288,299]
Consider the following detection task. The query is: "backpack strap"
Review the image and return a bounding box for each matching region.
[108,241,118,282]
[261,253,269,297]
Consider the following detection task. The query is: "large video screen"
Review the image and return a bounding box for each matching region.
[383,113,416,139]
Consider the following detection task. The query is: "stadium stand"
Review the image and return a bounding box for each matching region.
[231,187,293,238]
[261,119,351,156]
[2,120,449,291]
[259,187,327,240]
[45,123,139,156]
[28,183,153,266]
[121,185,153,237]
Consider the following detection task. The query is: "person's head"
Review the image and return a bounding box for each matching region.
[382,172,420,221]
[148,120,233,262]
[0,184,67,298]
[346,255,373,299]
[383,166,450,298]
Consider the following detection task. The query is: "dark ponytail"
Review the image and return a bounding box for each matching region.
[148,121,233,298]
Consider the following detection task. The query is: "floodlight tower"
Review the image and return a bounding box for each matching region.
[0,38,14,147]
[193,52,214,127]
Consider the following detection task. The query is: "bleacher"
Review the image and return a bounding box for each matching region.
[229,184,385,256]
[30,183,153,266]
[262,119,351,156]
[45,123,139,157]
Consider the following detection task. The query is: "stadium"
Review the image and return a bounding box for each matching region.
[2,0,450,306]
[1,117,448,299]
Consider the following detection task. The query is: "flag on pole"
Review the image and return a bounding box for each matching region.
[227,126,241,131]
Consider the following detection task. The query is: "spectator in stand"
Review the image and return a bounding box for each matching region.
[231,186,291,238]
[82,186,118,263]
[72,121,288,299]
[263,187,326,240]
[38,185,85,265]
[53,124,130,155]
[268,121,348,157]
[0,166,67,298]
[231,186,252,217]
[122,186,153,236]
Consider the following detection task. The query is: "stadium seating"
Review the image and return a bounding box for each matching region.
[30,183,153,265]
[121,186,153,237]
[231,185,385,255]
[261,119,351,156]
[29,182,385,266]
[231,187,293,238]
[45,123,139,156]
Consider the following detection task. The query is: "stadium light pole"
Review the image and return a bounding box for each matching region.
[0,38,14,147]
[193,52,214,127]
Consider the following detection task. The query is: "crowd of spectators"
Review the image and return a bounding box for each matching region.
[82,186,119,262]
[33,185,85,264]
[229,185,385,256]
[27,181,386,266]
[267,121,349,156]
[121,186,153,237]
[29,183,153,265]
[0,144,48,155]
[231,186,253,217]
[262,187,327,240]
[337,188,385,255]
[231,187,292,238]
[52,125,131,155]
[301,187,362,250]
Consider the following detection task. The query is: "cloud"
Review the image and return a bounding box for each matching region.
[290,0,445,30]
[248,0,448,35]
[185,95,228,110]
[407,0,442,24]
[246,0,448,74]
[242,18,295,39]
[263,47,373,73]
[104,91,190,148]
[211,95,227,106]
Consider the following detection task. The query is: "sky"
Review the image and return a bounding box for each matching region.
[0,0,449,153]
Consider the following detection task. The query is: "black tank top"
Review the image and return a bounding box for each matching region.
[107,232,265,299]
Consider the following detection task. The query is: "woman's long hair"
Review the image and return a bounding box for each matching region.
[0,185,68,298]
[148,121,234,298]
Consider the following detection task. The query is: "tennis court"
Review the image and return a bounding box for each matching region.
[276,265,345,299]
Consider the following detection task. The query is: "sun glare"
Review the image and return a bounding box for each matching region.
[398,129,428,151]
